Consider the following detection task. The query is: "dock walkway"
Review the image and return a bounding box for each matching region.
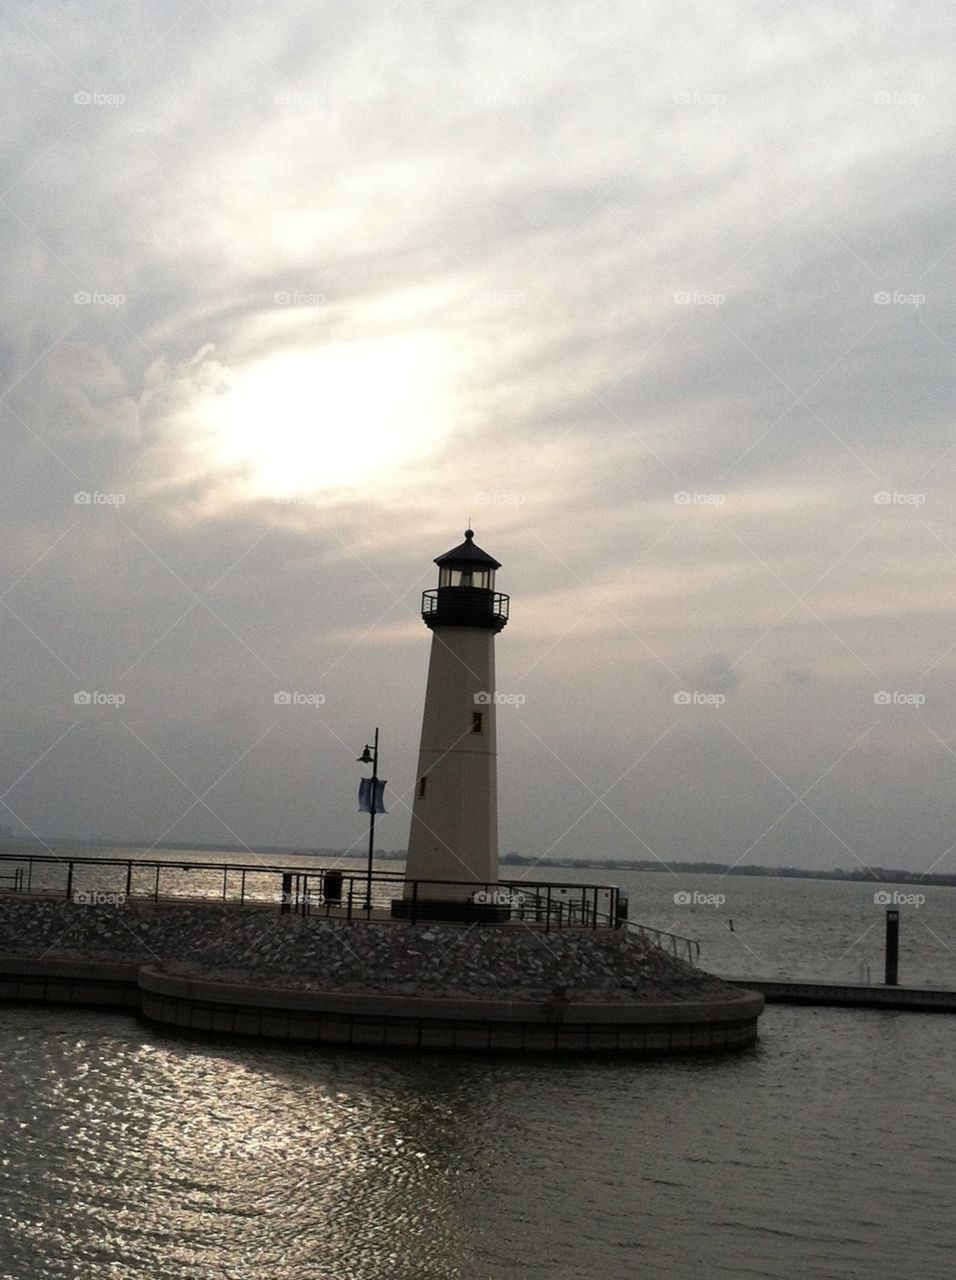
[723,977,956,1013]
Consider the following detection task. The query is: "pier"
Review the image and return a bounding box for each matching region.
[0,863,764,1054]
[723,977,956,1013]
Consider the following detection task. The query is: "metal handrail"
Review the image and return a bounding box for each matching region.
[488,880,700,960]
[0,852,620,930]
[502,881,615,933]
[626,921,701,964]
[421,588,510,619]
[0,851,699,954]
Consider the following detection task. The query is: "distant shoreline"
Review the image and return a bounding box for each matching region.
[1,839,954,888]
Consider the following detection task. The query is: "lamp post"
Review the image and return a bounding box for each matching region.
[357,727,380,912]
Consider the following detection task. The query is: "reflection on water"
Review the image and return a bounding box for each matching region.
[1,848,403,912]
[1,1010,482,1278]
[0,1004,952,1279]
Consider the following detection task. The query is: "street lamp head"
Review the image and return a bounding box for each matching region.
[357,745,374,764]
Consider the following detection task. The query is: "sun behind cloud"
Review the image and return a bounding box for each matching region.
[194,334,454,497]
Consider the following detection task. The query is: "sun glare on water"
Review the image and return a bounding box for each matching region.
[198,337,452,497]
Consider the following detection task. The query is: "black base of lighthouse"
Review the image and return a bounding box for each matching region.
[390,898,511,924]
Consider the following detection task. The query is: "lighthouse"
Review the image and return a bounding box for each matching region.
[396,529,509,920]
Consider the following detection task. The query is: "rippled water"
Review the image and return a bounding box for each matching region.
[577,868,956,987]
[0,1003,952,1279]
[2,854,953,1276]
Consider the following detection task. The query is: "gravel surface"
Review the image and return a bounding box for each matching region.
[0,898,739,1004]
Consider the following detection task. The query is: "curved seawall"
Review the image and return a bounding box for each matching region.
[137,965,762,1052]
[0,954,761,1053]
[0,898,763,1054]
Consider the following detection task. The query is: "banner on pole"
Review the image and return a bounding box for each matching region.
[358,777,387,814]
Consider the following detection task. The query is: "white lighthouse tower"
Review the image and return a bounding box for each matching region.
[397,529,509,920]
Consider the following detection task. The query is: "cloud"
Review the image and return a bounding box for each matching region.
[2,0,956,872]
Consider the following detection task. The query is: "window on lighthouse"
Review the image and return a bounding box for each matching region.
[439,566,495,589]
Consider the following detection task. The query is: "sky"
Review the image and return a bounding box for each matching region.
[1,0,955,877]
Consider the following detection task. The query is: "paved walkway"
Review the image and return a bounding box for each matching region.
[722,976,956,1012]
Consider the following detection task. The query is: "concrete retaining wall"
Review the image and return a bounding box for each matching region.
[0,954,763,1054]
[0,956,141,1009]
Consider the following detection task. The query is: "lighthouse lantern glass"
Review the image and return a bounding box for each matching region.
[439,566,495,590]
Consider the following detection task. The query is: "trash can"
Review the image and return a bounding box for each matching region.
[615,890,629,927]
[323,871,343,905]
[280,872,293,915]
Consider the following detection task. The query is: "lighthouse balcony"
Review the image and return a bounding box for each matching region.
[421,587,509,631]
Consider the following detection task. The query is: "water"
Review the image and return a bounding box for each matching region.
[558,867,956,986]
[1,854,954,1277]
[0,1003,952,1279]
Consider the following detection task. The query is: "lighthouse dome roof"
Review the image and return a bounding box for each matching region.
[434,528,501,570]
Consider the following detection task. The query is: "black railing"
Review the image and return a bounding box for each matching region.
[0,852,617,930]
[0,852,699,955]
[421,587,510,629]
[503,881,700,961]
[626,921,700,965]
[501,880,612,931]
[0,867,23,893]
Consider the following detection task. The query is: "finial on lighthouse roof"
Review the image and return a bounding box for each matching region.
[435,528,501,569]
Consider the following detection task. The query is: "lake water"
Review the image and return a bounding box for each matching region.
[0,1002,952,1279]
[0,853,953,1278]
[561,866,956,987]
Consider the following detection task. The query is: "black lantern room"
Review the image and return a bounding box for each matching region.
[421,529,509,631]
